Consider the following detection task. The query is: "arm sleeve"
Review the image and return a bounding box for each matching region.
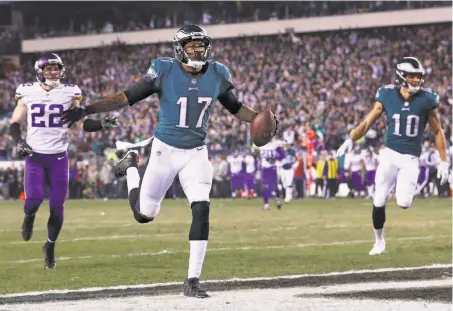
[124,60,162,106]
[217,90,243,114]
[9,122,22,143]
[276,147,286,161]
[83,119,103,132]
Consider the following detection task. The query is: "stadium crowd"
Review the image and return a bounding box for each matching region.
[14,1,449,39]
[0,23,451,200]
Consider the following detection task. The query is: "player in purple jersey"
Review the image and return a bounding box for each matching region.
[9,53,118,269]
[243,149,257,199]
[227,150,245,198]
[259,139,285,210]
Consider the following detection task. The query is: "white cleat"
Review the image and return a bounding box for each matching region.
[369,240,386,255]
[263,204,270,211]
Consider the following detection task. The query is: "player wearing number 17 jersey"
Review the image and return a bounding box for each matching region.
[9,53,118,269]
[336,57,449,256]
[60,24,279,298]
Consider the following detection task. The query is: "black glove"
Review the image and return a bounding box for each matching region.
[272,112,279,136]
[17,139,33,157]
[61,107,88,128]
[101,116,119,129]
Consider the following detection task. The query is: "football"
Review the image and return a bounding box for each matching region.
[250,109,276,147]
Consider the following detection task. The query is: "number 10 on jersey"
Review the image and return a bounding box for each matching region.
[392,113,420,137]
[176,97,212,129]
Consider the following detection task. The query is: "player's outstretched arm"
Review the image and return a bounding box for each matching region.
[69,96,119,131]
[9,99,33,156]
[60,92,129,127]
[218,90,279,136]
[61,74,159,127]
[83,117,119,132]
[336,101,383,157]
[218,90,257,122]
[234,105,258,123]
[428,108,449,184]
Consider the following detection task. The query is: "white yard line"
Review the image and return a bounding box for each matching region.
[0,263,450,299]
[4,235,449,264]
[7,226,300,244]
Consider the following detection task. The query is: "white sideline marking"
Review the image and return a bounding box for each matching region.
[5,280,451,311]
[0,263,451,298]
[8,226,300,245]
[4,235,449,264]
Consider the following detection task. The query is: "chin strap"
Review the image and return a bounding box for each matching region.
[404,85,421,94]
[44,79,61,88]
[185,59,205,72]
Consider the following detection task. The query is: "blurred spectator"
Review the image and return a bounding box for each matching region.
[12,1,450,39]
[0,22,451,200]
[100,160,114,199]
[0,24,451,161]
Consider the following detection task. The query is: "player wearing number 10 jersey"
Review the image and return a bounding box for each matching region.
[60,24,279,298]
[336,57,449,256]
[9,53,118,269]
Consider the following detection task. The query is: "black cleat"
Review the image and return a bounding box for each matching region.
[21,214,36,241]
[114,150,138,178]
[183,278,209,298]
[277,201,282,210]
[43,242,56,269]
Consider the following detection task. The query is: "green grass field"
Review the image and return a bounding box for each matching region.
[0,198,451,295]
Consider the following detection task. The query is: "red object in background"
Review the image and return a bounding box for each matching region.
[294,158,304,178]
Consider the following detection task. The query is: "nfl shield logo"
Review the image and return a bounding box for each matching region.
[191,79,197,84]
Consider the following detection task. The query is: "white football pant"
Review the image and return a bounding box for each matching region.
[373,148,420,208]
[139,138,213,218]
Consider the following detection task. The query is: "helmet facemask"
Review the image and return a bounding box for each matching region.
[173,25,212,72]
[35,53,65,88]
[39,64,64,88]
[395,57,425,94]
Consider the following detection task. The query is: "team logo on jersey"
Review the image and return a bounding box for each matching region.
[146,67,158,80]
[402,101,410,111]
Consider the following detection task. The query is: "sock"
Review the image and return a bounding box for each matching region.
[373,228,384,242]
[367,186,374,197]
[188,240,208,279]
[24,198,43,216]
[126,167,140,193]
[47,206,64,242]
[372,205,386,241]
[262,185,270,204]
[275,185,281,198]
[286,187,292,199]
[126,167,152,223]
